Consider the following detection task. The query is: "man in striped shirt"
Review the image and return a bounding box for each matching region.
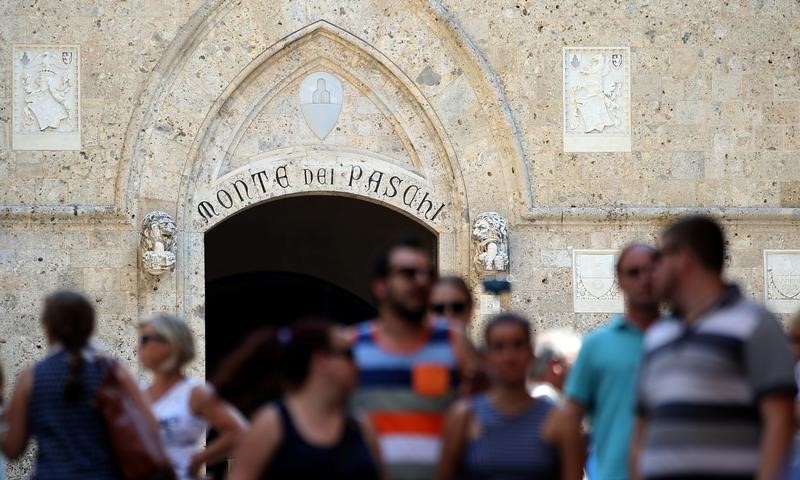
[633,216,796,480]
[351,239,473,480]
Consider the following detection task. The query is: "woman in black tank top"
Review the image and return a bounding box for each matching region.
[226,319,383,480]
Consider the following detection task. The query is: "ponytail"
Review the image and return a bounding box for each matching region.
[41,291,95,402]
[63,349,85,401]
[212,317,334,418]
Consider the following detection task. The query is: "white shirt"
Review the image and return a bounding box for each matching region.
[150,378,208,480]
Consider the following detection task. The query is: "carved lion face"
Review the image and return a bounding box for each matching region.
[141,211,177,250]
[153,216,177,237]
[472,212,507,244]
[472,218,492,242]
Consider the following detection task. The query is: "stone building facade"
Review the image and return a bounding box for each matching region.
[1,0,800,474]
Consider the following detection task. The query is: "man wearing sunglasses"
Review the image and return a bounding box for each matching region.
[563,242,660,480]
[351,239,470,480]
[632,216,796,480]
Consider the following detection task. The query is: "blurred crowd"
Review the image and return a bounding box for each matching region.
[0,215,798,480]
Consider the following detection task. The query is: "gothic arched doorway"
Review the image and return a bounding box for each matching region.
[203,194,438,378]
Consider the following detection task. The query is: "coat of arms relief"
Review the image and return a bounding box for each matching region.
[764,251,800,314]
[563,47,631,152]
[12,45,80,150]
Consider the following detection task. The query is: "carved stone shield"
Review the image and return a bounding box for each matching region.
[62,51,73,65]
[767,254,800,300]
[576,254,617,299]
[299,72,343,140]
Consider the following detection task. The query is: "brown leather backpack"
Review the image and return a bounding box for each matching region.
[95,357,176,480]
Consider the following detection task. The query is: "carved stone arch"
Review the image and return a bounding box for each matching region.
[181,20,469,235]
[120,2,529,221]
[123,3,529,361]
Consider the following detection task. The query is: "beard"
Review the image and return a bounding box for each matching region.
[387,294,427,325]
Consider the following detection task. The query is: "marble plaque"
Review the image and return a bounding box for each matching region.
[563,47,631,152]
[299,71,343,140]
[764,250,800,314]
[572,250,624,313]
[12,45,80,150]
[479,293,501,315]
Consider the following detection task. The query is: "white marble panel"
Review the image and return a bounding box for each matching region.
[563,47,631,152]
[572,249,624,313]
[764,250,800,314]
[299,71,343,140]
[12,45,80,150]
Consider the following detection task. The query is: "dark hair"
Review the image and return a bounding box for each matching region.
[616,243,658,274]
[484,313,533,346]
[371,238,428,280]
[662,215,726,274]
[213,317,334,417]
[41,291,95,402]
[433,276,474,310]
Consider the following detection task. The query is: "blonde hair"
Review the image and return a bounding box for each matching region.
[140,312,195,372]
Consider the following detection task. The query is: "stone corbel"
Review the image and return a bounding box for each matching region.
[140,211,177,275]
[472,212,509,274]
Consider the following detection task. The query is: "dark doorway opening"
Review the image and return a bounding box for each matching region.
[204,194,437,379]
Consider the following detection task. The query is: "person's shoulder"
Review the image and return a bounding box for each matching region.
[580,316,624,345]
[704,295,777,339]
[447,397,474,422]
[252,402,282,429]
[642,316,682,351]
[188,379,216,402]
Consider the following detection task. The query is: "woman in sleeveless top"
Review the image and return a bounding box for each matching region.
[227,318,384,480]
[138,313,247,480]
[2,291,151,479]
[436,314,584,480]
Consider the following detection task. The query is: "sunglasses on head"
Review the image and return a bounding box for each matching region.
[430,301,468,315]
[139,333,167,346]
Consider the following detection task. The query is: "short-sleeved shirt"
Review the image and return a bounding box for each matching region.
[636,284,797,480]
[565,315,644,480]
[352,319,459,480]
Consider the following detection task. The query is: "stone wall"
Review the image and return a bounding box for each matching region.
[1,1,799,475]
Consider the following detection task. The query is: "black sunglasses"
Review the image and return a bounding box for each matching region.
[430,302,468,315]
[391,267,435,280]
[139,333,167,346]
[621,266,653,278]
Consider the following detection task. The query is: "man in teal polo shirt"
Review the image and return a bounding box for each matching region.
[564,243,660,480]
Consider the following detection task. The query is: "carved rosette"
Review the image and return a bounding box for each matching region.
[140,211,178,275]
[472,212,509,273]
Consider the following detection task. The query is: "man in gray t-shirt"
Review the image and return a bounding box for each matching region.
[633,216,796,480]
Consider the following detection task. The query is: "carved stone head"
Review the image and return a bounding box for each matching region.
[140,211,178,275]
[472,212,509,272]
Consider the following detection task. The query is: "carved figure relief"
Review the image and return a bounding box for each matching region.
[472,212,509,272]
[764,251,800,313]
[569,53,620,133]
[563,47,630,152]
[572,250,623,313]
[140,211,178,275]
[12,45,80,150]
[299,71,343,139]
